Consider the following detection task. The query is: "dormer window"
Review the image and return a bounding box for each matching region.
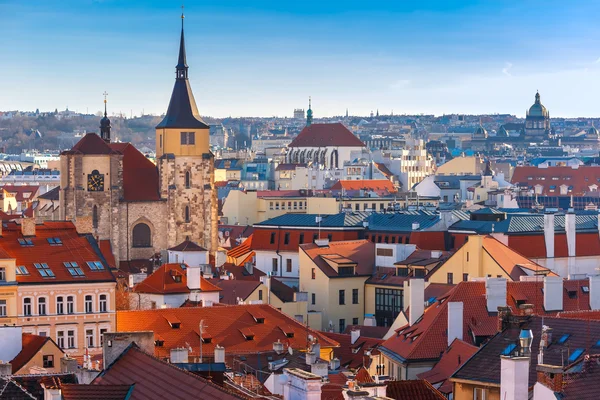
[173,275,182,283]
[171,322,181,329]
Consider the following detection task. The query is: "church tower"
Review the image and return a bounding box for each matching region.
[155,12,217,253]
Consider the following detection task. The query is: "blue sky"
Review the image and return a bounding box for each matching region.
[2,0,600,118]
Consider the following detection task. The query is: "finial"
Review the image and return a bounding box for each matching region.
[181,4,185,20]
[309,96,312,109]
[103,91,108,117]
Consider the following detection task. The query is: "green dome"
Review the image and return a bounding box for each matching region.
[474,124,487,138]
[588,125,599,137]
[528,91,548,118]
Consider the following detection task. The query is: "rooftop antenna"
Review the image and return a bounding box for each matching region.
[199,319,206,363]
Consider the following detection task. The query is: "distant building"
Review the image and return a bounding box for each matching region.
[293,108,305,119]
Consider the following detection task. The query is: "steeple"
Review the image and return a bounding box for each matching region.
[176,7,188,80]
[306,97,313,126]
[100,91,111,142]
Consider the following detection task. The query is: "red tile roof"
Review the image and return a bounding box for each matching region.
[300,240,375,278]
[99,240,117,269]
[211,279,261,304]
[416,339,478,395]
[330,179,397,193]
[218,263,266,281]
[511,165,600,196]
[1,185,39,202]
[10,333,63,373]
[320,331,383,370]
[385,380,446,400]
[0,221,116,285]
[168,240,207,252]
[289,123,365,148]
[478,236,552,280]
[61,384,134,400]
[381,280,592,362]
[93,345,243,400]
[134,263,220,295]
[110,142,161,202]
[64,133,120,155]
[116,304,339,358]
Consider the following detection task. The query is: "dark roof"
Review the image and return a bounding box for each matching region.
[61,384,134,400]
[559,355,600,399]
[342,325,390,339]
[321,331,383,369]
[212,279,261,304]
[0,373,77,399]
[288,123,365,147]
[385,380,446,400]
[367,212,440,232]
[270,277,295,302]
[256,212,368,228]
[168,240,207,252]
[10,333,63,373]
[38,186,59,201]
[93,345,242,400]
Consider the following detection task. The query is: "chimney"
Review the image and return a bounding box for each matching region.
[406,279,425,326]
[102,331,155,368]
[273,340,284,354]
[60,355,78,373]
[186,265,201,290]
[314,238,330,247]
[363,315,376,327]
[485,278,507,312]
[244,262,253,275]
[170,347,189,363]
[305,352,317,365]
[565,211,576,257]
[590,275,600,310]
[500,355,530,400]
[536,365,564,393]
[329,357,340,371]
[214,345,225,363]
[412,222,420,231]
[543,212,555,258]
[447,302,464,346]
[350,329,360,345]
[21,218,36,237]
[497,306,512,332]
[543,276,563,311]
[0,362,11,377]
[311,361,328,377]
[538,325,553,365]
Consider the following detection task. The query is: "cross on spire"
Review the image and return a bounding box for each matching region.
[102,91,108,117]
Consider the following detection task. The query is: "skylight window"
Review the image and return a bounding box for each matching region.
[86,261,104,271]
[47,238,63,245]
[34,263,55,278]
[582,286,590,293]
[18,238,33,246]
[501,343,517,356]
[568,349,584,363]
[557,334,570,344]
[15,266,29,275]
[64,262,85,277]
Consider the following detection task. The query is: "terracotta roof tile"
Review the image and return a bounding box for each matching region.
[109,142,161,202]
[321,332,383,370]
[289,123,365,148]
[330,179,396,193]
[64,133,121,155]
[168,240,207,252]
[385,380,446,400]
[134,263,220,295]
[211,279,261,304]
[61,384,134,400]
[99,240,117,269]
[511,165,600,196]
[300,240,375,278]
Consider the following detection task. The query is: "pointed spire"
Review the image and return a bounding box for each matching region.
[306,96,313,126]
[176,5,188,80]
[100,91,111,142]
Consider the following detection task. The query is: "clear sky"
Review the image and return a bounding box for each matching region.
[2,0,600,118]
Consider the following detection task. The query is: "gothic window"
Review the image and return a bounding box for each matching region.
[185,171,191,189]
[184,206,190,223]
[132,223,151,248]
[92,205,98,229]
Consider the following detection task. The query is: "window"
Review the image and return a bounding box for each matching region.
[474,387,488,400]
[43,355,54,368]
[100,328,107,346]
[414,269,426,278]
[375,288,403,327]
[313,233,318,242]
[339,290,345,305]
[64,262,85,277]
[327,234,333,241]
[185,171,191,188]
[376,248,394,257]
[67,296,74,314]
[18,238,34,247]
[0,267,5,281]
[34,263,55,278]
[463,273,469,282]
[67,330,75,348]
[397,267,409,277]
[86,329,94,348]
[269,202,274,210]
[85,295,93,313]
[159,134,162,148]
[258,290,263,301]
[339,319,346,333]
[352,289,359,304]
[180,131,195,145]
[57,331,65,348]
[284,233,290,245]
[132,223,151,247]
[466,252,469,262]
[15,266,29,275]
[38,297,47,315]
[92,205,99,229]
[23,298,32,316]
[447,273,454,285]
[56,297,64,315]
[286,259,292,273]
[353,318,359,325]
[311,293,316,305]
[0,300,6,317]
[184,206,190,223]
[270,232,276,244]
[311,268,316,279]
[87,261,105,271]
[99,294,107,313]
[299,233,304,244]
[272,258,278,273]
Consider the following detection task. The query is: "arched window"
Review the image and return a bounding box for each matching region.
[185,171,191,189]
[184,206,190,223]
[132,223,151,248]
[92,205,99,229]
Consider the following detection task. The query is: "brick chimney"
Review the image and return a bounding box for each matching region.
[21,218,36,237]
[536,364,564,393]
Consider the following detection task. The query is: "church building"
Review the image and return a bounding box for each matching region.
[59,14,217,264]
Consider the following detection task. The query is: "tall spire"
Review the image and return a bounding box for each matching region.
[176,5,188,80]
[306,96,313,126]
[100,91,111,142]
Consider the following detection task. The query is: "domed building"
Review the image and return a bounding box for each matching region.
[524,91,551,141]
[586,123,599,140]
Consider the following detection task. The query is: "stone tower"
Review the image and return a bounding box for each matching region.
[155,13,218,253]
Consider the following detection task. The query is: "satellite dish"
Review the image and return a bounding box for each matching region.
[288,347,293,355]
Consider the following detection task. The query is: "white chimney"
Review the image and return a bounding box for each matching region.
[214,345,225,363]
[186,265,201,290]
[485,278,507,312]
[363,315,376,327]
[273,340,284,354]
[500,356,530,400]
[408,279,425,326]
[311,361,328,377]
[329,357,340,370]
[565,211,576,257]
[170,347,189,364]
[305,352,317,365]
[412,222,420,231]
[543,213,555,258]
[447,302,464,346]
[543,276,563,311]
[590,275,600,310]
[350,329,360,345]
[0,326,23,363]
